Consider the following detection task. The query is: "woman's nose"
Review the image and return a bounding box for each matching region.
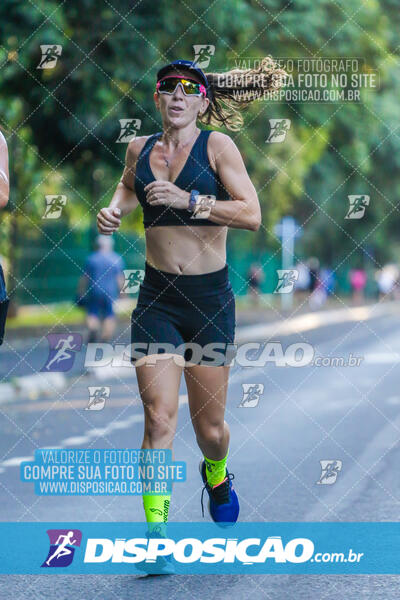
[172,83,185,98]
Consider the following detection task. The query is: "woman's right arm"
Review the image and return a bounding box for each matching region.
[97,136,145,235]
[0,131,9,209]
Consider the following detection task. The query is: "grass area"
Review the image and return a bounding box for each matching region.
[6,294,348,330]
[6,303,86,329]
[6,295,273,329]
[6,302,135,329]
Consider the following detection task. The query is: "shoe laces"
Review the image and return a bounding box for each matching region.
[201,472,235,517]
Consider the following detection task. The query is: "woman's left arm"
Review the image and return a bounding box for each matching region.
[207,131,261,231]
[145,131,261,231]
[0,132,9,209]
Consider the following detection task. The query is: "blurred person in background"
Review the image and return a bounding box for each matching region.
[294,260,311,300]
[307,257,324,310]
[393,270,400,300]
[309,273,327,310]
[246,262,265,306]
[308,266,336,310]
[0,129,9,346]
[349,266,367,305]
[307,257,320,293]
[320,266,336,297]
[375,264,399,301]
[76,235,125,344]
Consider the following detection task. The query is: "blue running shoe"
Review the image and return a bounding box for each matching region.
[199,459,239,527]
[139,526,175,576]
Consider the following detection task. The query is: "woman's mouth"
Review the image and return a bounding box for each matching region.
[169,106,184,114]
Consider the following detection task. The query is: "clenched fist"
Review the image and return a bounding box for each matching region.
[97,207,121,235]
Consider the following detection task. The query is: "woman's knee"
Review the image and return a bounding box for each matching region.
[195,421,226,447]
[143,404,176,443]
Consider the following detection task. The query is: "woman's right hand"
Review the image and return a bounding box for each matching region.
[96,206,121,235]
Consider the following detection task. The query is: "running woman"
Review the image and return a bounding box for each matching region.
[0,129,10,346]
[97,57,285,541]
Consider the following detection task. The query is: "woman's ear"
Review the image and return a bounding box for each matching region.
[199,97,210,116]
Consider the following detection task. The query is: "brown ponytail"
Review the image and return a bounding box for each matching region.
[200,56,287,131]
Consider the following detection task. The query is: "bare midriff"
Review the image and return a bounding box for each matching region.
[145,224,227,274]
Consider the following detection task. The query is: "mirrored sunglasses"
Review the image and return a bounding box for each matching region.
[156,76,206,96]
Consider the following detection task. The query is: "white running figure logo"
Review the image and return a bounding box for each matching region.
[46,531,77,566]
[46,335,76,370]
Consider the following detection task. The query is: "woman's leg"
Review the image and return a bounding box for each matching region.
[137,355,183,450]
[184,364,231,483]
[184,363,239,523]
[136,355,183,532]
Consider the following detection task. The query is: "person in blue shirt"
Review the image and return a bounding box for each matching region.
[0,129,10,346]
[77,235,125,343]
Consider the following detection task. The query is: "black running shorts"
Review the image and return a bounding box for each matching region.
[131,262,236,366]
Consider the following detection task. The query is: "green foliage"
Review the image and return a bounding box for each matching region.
[0,0,399,297]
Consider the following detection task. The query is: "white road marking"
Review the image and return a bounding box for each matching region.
[387,396,400,405]
[1,456,35,467]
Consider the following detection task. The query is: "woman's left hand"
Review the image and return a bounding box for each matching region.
[144,181,190,210]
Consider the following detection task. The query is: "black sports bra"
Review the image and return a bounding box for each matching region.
[134,129,230,229]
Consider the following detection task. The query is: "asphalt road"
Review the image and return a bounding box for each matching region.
[1,305,400,598]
